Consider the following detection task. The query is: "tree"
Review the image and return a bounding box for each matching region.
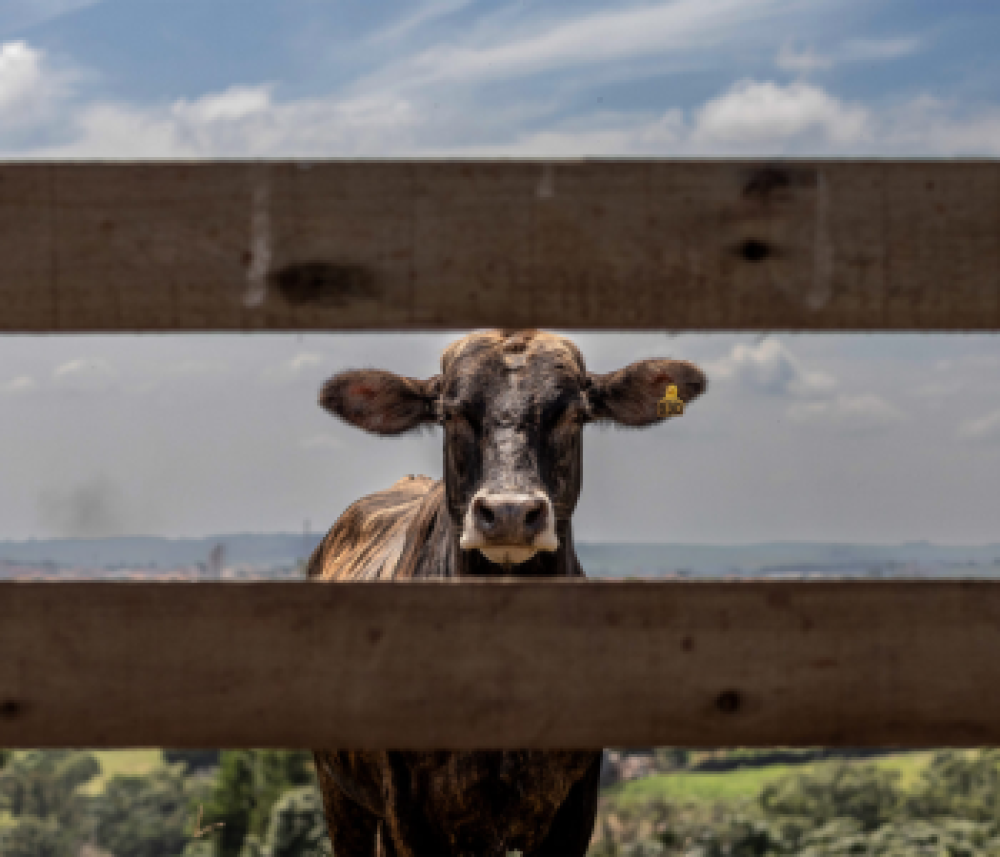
[0,750,99,826]
[0,752,101,857]
[200,751,256,856]
[906,749,1000,823]
[164,750,222,775]
[262,785,331,857]
[200,750,318,856]
[0,815,77,857]
[86,766,214,857]
[759,762,902,832]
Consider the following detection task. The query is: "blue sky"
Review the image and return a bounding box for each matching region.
[0,3,999,544]
[2,0,1000,157]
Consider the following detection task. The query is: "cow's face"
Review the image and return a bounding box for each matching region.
[320,330,706,568]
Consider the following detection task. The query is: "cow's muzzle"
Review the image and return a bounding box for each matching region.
[459,490,559,565]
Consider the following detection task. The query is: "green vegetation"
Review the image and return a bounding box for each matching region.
[591,750,1000,856]
[88,766,213,857]
[0,749,328,856]
[607,751,939,807]
[78,750,166,795]
[164,750,222,775]
[3,746,1000,855]
[609,763,804,805]
[198,750,321,856]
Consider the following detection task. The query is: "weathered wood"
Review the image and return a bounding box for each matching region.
[2,579,999,749]
[0,161,997,331]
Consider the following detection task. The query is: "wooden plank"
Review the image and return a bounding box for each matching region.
[0,161,997,332]
[2,580,1000,749]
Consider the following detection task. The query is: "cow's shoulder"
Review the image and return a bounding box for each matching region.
[307,475,443,581]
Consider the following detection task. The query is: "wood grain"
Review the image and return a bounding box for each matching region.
[2,579,999,749]
[0,161,997,331]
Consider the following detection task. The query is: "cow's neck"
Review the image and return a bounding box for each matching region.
[429,495,582,578]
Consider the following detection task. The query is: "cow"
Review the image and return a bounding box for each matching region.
[307,329,707,857]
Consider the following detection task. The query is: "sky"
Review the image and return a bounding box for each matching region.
[1,1,999,544]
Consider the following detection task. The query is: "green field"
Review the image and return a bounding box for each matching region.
[604,751,939,807]
[8,748,165,796]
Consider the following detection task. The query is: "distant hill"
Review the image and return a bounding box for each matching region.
[576,541,1000,578]
[1,535,999,577]
[0,534,322,569]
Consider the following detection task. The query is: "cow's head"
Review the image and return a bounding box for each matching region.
[320,330,706,569]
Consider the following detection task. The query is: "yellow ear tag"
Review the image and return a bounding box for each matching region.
[657,385,684,419]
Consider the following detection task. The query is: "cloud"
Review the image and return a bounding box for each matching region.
[366,0,473,46]
[0,22,997,160]
[0,42,41,109]
[958,410,1000,443]
[840,36,922,63]
[261,352,327,384]
[776,45,831,73]
[52,357,117,392]
[178,85,272,123]
[874,96,1000,157]
[458,80,1000,157]
[0,1,106,34]
[0,375,37,395]
[27,83,440,158]
[36,77,875,158]
[786,393,905,432]
[690,79,869,149]
[362,0,793,93]
[776,36,921,73]
[708,339,836,398]
[52,86,279,158]
[0,40,70,134]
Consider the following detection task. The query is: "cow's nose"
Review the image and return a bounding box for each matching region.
[472,493,548,543]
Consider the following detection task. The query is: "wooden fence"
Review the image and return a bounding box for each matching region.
[1,161,997,332]
[3,580,1000,749]
[1,160,997,749]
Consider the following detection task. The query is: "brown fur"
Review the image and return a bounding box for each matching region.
[307,476,441,581]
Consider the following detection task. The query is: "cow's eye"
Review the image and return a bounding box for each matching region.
[551,407,583,437]
[447,411,473,433]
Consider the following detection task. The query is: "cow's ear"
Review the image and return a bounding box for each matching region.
[586,359,707,427]
[320,370,441,435]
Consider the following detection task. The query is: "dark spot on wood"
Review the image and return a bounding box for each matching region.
[681,636,694,652]
[272,262,377,307]
[368,628,384,645]
[716,690,741,714]
[739,239,770,263]
[241,250,253,267]
[767,591,791,608]
[812,658,838,669]
[0,699,22,719]
[742,166,816,198]
[743,167,790,197]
